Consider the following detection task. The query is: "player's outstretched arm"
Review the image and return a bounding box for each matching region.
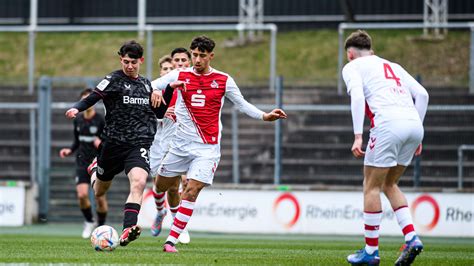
[263,109,287,121]
[65,92,102,119]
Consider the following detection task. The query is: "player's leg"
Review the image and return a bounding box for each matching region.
[170,176,191,244]
[388,121,424,266]
[163,179,206,253]
[150,174,180,236]
[119,145,154,246]
[163,152,218,253]
[75,167,97,238]
[348,166,387,265]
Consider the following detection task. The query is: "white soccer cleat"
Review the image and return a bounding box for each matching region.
[178,229,190,244]
[82,221,97,239]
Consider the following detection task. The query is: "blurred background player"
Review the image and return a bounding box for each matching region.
[151,36,287,253]
[149,49,192,244]
[65,40,175,247]
[342,30,429,266]
[59,88,108,238]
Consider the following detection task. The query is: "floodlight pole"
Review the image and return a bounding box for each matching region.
[138,0,146,40]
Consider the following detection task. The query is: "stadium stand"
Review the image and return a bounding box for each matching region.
[0,84,473,222]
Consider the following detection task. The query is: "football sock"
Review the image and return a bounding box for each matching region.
[166,200,195,245]
[364,211,382,254]
[169,205,179,220]
[81,207,94,223]
[123,202,140,230]
[394,205,417,242]
[97,211,107,226]
[153,186,166,213]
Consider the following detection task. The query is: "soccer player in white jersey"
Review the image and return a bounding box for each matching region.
[149,50,192,244]
[342,30,429,266]
[150,36,287,253]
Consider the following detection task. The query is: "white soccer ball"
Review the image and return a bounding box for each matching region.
[90,225,119,251]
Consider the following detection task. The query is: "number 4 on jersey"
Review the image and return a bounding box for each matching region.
[383,63,401,86]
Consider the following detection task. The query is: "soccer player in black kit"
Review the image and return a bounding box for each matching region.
[59,88,108,239]
[65,40,179,246]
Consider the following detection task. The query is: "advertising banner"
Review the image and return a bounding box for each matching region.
[138,189,473,237]
[0,186,25,226]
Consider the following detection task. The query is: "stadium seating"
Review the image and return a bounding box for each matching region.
[0,85,473,222]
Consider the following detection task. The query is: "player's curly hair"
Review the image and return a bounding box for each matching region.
[118,40,144,59]
[344,30,372,51]
[190,36,216,53]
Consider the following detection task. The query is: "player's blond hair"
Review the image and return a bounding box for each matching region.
[158,55,173,69]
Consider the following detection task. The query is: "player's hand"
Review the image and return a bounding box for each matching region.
[65,108,79,119]
[170,80,187,92]
[93,138,102,149]
[263,109,287,121]
[151,90,165,108]
[351,134,365,158]
[414,143,423,156]
[59,148,72,158]
[164,106,176,122]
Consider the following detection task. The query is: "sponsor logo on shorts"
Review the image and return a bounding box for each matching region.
[369,137,376,150]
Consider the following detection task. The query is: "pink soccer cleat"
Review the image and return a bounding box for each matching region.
[163,242,178,253]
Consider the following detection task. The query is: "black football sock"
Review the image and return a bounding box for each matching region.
[81,207,94,223]
[123,202,141,230]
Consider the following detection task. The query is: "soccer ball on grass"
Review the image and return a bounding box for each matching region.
[90,225,119,251]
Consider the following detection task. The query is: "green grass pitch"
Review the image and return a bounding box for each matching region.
[0,224,473,265]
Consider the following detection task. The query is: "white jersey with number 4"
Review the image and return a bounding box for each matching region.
[342,55,429,134]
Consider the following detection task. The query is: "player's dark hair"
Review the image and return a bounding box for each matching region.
[117,40,144,59]
[190,36,215,53]
[80,88,93,98]
[344,30,372,51]
[171,47,191,59]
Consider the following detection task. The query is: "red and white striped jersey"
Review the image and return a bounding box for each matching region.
[151,67,264,144]
[342,55,429,134]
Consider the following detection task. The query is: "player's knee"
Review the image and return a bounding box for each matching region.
[382,183,397,194]
[131,178,147,193]
[77,191,88,200]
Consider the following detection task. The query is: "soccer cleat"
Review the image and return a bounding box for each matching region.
[119,225,141,246]
[87,157,98,176]
[395,235,423,266]
[347,249,380,266]
[151,209,167,237]
[178,228,190,244]
[163,242,178,253]
[82,221,97,239]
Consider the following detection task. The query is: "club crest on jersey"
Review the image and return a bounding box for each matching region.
[210,80,219,88]
[89,126,98,134]
[145,84,151,93]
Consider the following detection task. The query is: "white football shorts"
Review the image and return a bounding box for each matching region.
[364,119,424,167]
[158,136,220,185]
[150,119,176,177]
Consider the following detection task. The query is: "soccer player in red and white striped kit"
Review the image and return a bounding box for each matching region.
[343,30,429,266]
[150,35,287,253]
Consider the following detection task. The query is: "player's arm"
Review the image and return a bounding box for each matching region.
[150,70,179,108]
[65,76,112,119]
[401,69,429,122]
[225,77,287,121]
[150,82,181,119]
[343,64,365,158]
[59,119,78,158]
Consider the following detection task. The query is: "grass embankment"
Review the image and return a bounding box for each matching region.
[0,30,469,87]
